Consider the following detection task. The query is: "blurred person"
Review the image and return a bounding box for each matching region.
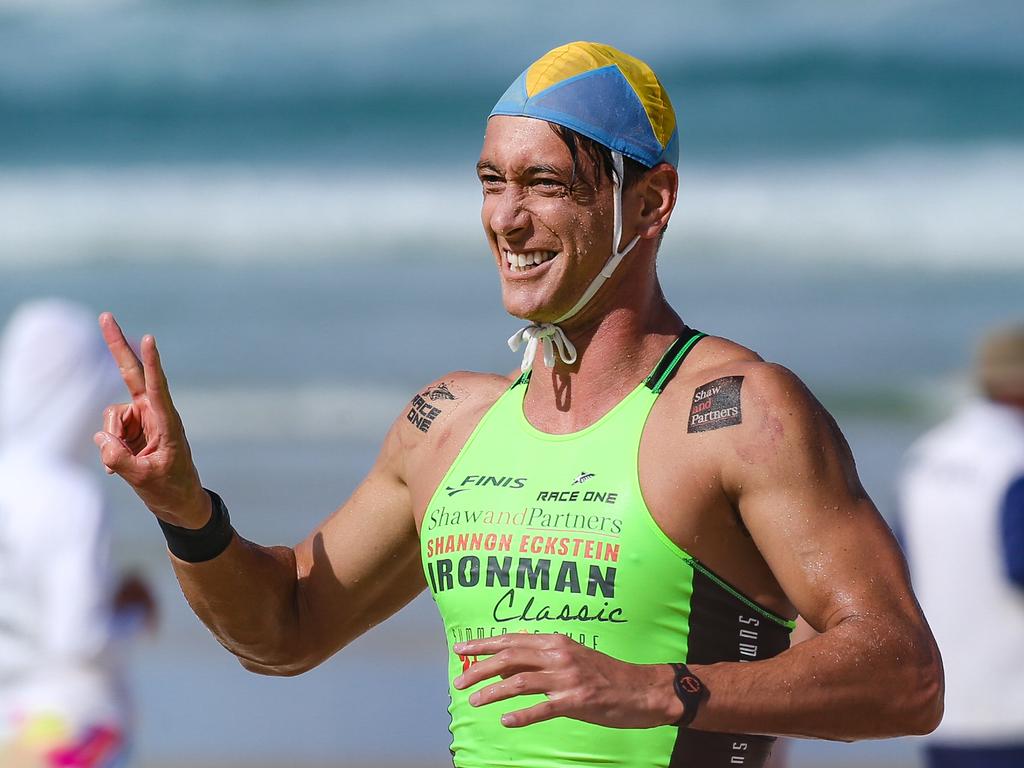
[95,42,942,767]
[0,300,156,768]
[900,324,1024,768]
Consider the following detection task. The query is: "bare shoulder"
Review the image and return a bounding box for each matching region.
[399,370,512,439]
[669,336,861,500]
[386,370,514,497]
[661,335,831,438]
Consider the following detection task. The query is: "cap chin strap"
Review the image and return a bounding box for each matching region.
[507,151,641,373]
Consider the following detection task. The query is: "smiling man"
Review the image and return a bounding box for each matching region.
[94,42,943,767]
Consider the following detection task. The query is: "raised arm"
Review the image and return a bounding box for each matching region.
[93,313,424,675]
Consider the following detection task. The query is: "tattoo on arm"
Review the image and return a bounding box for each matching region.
[407,382,459,433]
[687,376,744,433]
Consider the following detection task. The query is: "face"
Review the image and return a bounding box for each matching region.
[477,116,616,323]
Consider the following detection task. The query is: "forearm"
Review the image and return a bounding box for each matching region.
[685,614,943,740]
[170,534,312,675]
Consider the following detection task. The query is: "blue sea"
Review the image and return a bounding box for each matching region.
[1,1,1022,766]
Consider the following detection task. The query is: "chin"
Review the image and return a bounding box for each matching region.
[500,284,555,323]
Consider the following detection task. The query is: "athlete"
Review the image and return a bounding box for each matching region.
[94,43,943,767]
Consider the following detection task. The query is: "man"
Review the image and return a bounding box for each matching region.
[900,325,1024,768]
[94,43,942,767]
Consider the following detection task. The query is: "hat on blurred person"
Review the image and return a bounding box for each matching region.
[977,324,1024,400]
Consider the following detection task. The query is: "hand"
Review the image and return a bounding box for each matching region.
[93,313,211,528]
[451,633,681,729]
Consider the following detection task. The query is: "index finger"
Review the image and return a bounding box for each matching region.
[99,312,146,399]
[453,633,555,657]
[141,334,175,414]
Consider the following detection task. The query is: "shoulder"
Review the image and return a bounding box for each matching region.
[661,335,825,438]
[382,369,514,472]
[659,335,854,481]
[400,370,512,437]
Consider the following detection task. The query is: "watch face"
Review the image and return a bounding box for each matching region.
[679,674,703,694]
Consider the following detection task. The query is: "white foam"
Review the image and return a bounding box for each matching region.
[1,146,1021,270]
[0,167,484,266]
[674,145,1024,270]
[174,383,410,442]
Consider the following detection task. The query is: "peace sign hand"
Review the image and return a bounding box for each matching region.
[93,313,211,529]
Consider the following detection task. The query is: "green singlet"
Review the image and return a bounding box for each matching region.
[421,330,795,767]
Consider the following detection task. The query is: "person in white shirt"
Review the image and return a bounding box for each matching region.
[0,299,155,768]
[899,323,1024,768]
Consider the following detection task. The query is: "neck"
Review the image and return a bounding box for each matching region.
[522,281,684,432]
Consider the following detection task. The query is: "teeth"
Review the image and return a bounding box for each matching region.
[504,250,557,273]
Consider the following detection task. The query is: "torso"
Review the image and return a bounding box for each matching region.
[406,333,795,619]
[404,330,796,767]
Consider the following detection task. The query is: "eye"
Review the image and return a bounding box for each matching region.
[531,178,566,194]
[479,174,506,192]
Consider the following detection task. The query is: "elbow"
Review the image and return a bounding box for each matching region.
[237,652,320,677]
[907,661,944,735]
[892,642,945,736]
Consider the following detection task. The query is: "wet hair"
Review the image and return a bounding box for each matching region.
[548,123,647,194]
[548,122,668,241]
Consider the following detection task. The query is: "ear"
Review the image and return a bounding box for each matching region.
[631,163,678,240]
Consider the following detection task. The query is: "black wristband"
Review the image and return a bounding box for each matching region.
[670,663,708,728]
[158,489,235,563]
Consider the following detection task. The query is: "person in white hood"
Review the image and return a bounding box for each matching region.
[0,299,154,768]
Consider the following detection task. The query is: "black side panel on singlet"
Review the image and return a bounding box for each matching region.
[668,563,793,768]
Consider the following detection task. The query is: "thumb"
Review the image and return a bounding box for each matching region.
[94,431,135,477]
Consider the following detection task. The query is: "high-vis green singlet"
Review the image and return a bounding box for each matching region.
[421,330,794,768]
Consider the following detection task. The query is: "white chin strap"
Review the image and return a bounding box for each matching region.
[507,150,641,373]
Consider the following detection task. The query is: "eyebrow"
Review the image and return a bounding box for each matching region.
[475,161,568,178]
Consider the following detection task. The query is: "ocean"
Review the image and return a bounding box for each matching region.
[1,1,1022,765]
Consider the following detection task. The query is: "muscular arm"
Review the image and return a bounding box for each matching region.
[172,421,425,676]
[93,313,431,677]
[692,364,944,739]
[453,362,942,741]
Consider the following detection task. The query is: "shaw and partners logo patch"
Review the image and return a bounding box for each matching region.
[688,375,744,433]
[445,474,528,497]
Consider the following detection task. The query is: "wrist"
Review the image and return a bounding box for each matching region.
[178,485,214,529]
[158,488,235,563]
[669,662,709,728]
[652,663,685,726]
[148,482,212,529]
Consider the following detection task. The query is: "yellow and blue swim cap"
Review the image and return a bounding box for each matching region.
[489,41,678,169]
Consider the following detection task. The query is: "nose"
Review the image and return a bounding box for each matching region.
[486,185,531,241]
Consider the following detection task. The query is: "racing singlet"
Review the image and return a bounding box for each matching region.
[420,330,795,767]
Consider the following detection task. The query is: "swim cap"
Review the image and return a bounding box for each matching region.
[489,41,678,169]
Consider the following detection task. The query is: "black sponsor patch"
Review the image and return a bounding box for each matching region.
[687,376,743,433]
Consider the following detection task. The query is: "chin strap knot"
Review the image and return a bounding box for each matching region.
[507,323,578,373]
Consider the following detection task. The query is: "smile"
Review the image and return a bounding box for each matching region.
[505,249,557,273]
